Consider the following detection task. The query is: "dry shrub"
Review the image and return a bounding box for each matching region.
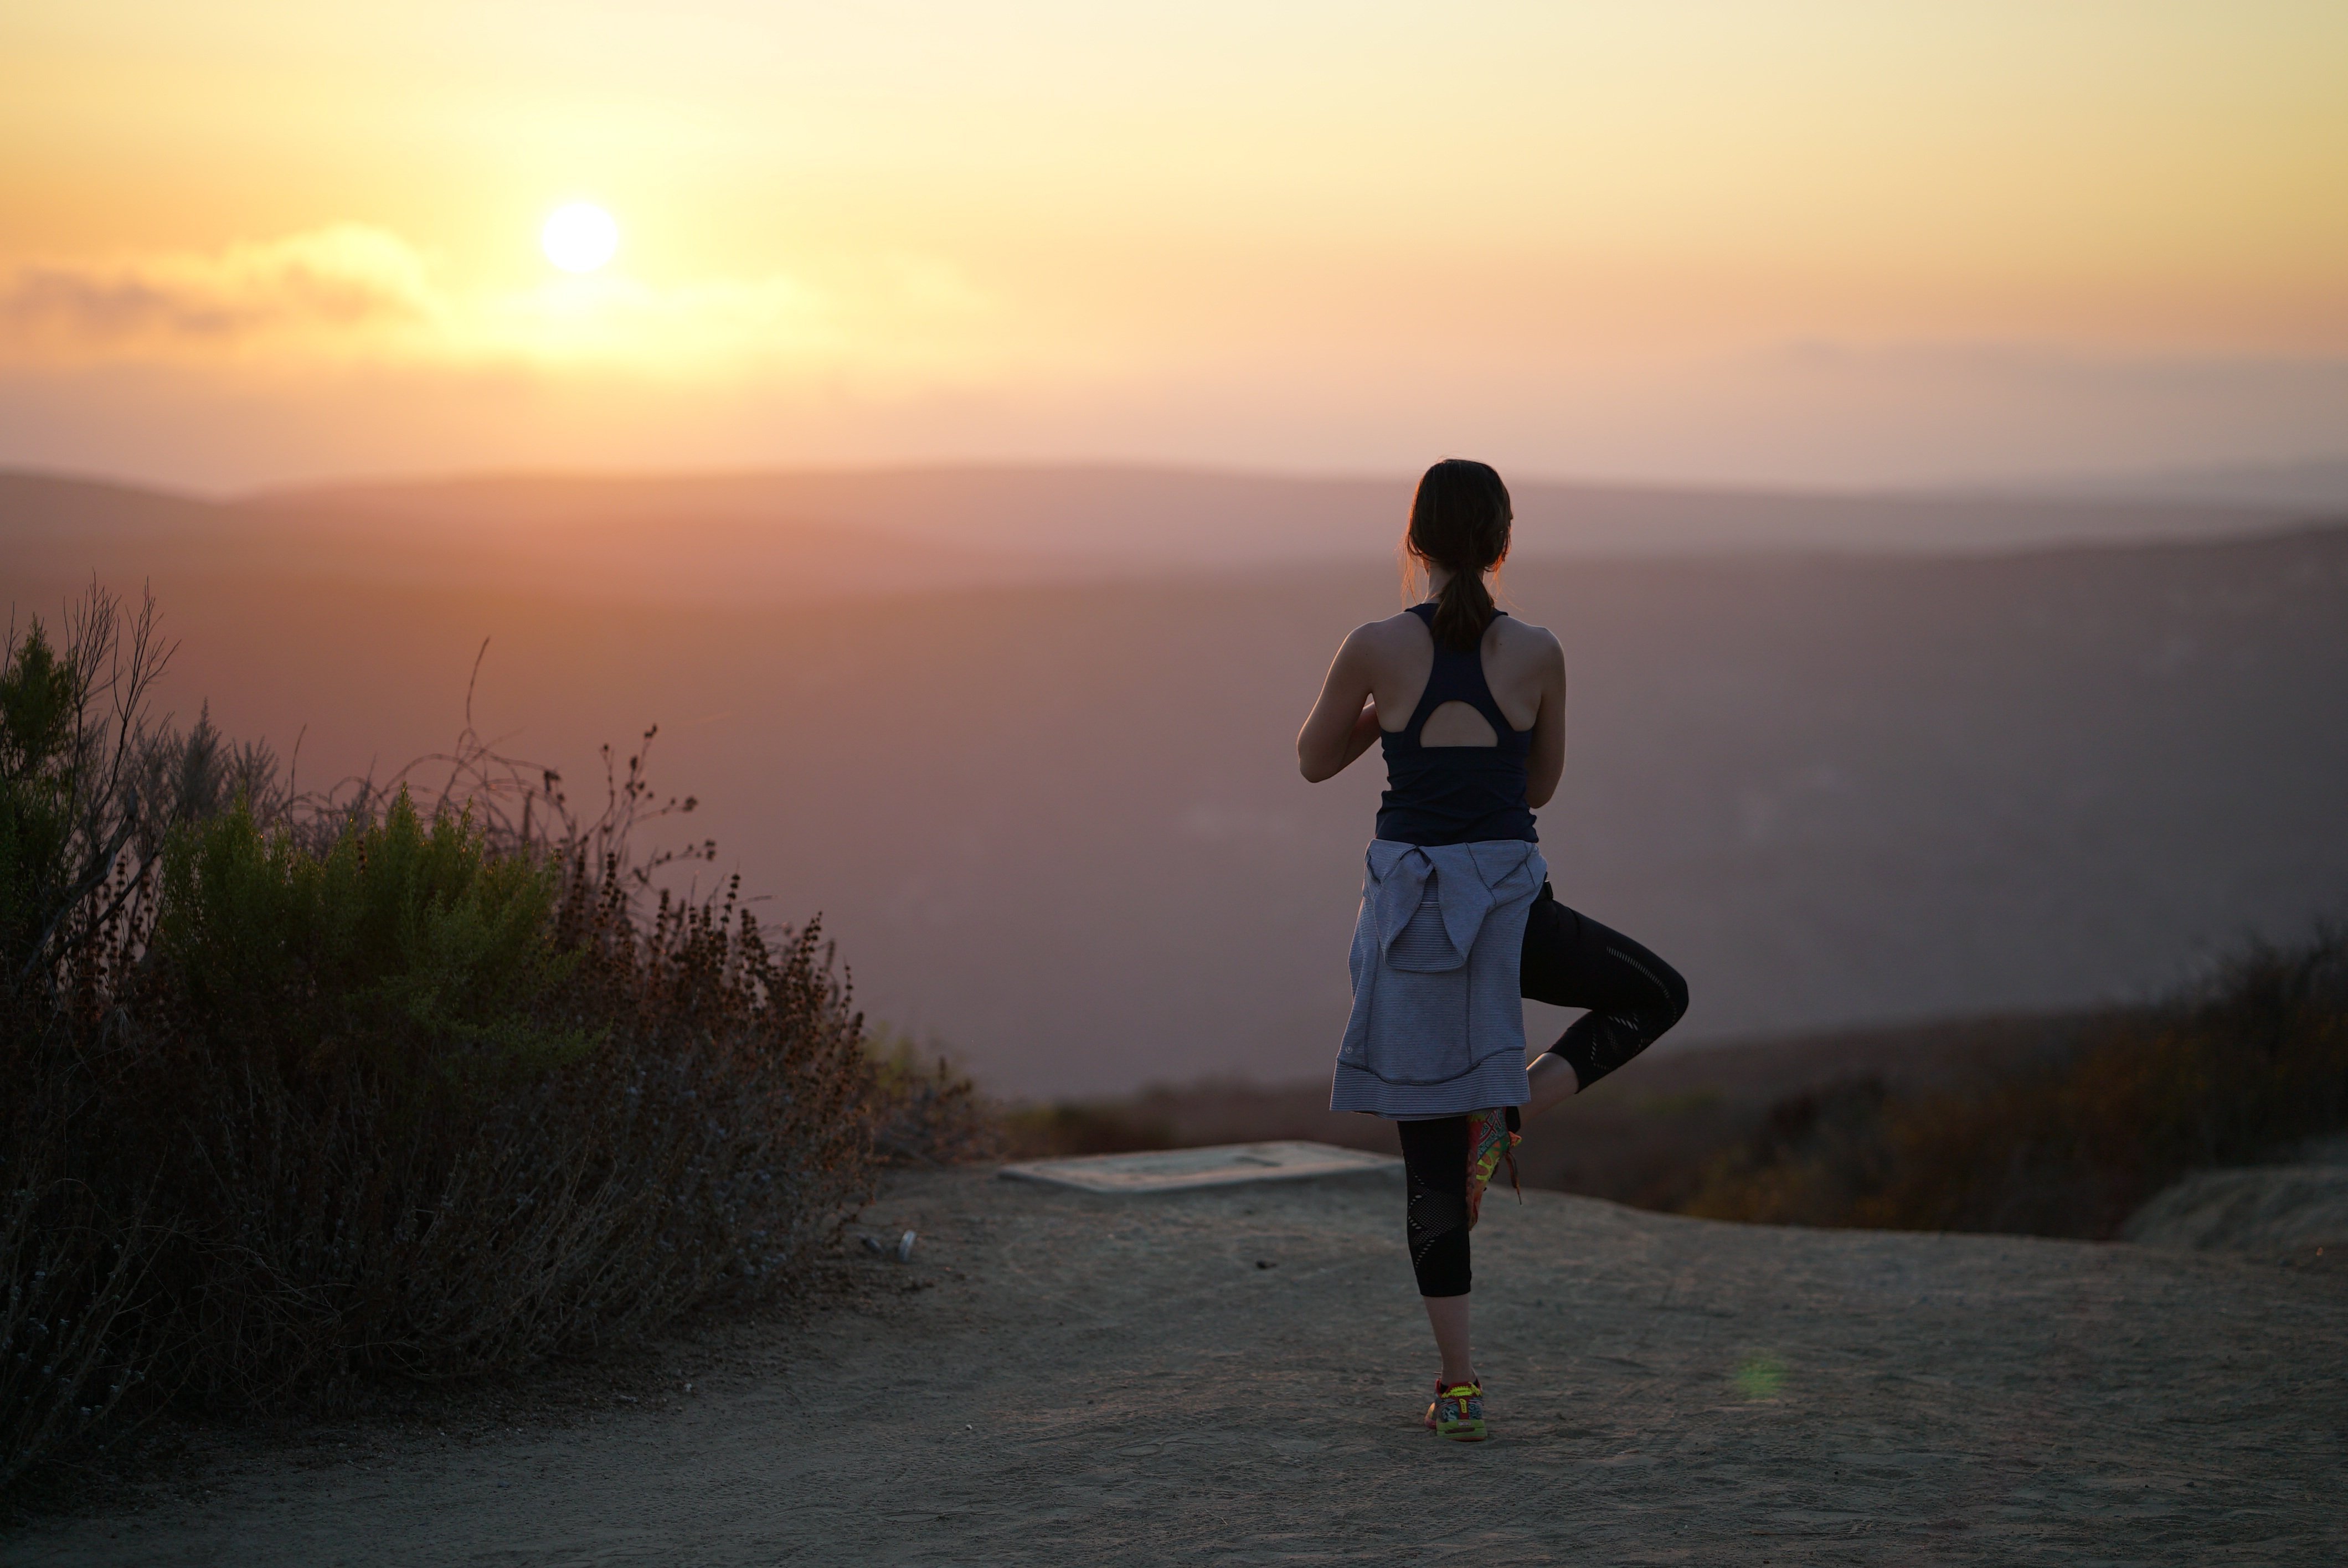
[1671,1079,1896,1229]
[864,1031,1001,1167]
[1000,1101,1178,1158]
[4,590,177,1489]
[0,1074,162,1491]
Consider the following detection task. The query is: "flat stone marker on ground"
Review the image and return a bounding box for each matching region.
[998,1140,1399,1194]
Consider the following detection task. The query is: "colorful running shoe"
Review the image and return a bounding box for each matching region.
[1424,1379,1489,1442]
[1465,1107,1521,1228]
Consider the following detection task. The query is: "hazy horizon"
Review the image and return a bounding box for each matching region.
[11,449,2348,516]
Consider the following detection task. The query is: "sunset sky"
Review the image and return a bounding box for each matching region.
[3,2,2343,491]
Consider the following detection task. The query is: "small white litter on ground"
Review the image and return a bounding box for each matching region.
[998,1140,1399,1194]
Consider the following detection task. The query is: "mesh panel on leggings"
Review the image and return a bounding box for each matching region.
[1405,1171,1472,1298]
[1559,1009,1650,1087]
[1551,943,1690,1091]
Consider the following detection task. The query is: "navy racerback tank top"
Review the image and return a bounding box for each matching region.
[1374,603,1538,846]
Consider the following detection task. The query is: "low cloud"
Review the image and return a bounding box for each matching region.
[2,226,440,357]
[0,226,991,380]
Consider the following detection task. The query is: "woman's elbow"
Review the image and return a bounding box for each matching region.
[1297,738,1342,783]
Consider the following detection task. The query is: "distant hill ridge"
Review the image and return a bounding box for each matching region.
[256,463,2321,562]
[2,466,2324,606]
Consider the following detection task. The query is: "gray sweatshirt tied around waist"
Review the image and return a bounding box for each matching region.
[1330,838,1547,1119]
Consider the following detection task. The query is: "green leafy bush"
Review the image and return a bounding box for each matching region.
[153,793,593,1096]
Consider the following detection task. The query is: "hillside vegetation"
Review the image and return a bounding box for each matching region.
[1677,931,2348,1236]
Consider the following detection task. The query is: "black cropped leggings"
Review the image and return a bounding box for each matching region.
[1400,885,1687,1298]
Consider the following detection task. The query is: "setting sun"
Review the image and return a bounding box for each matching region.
[540,203,618,274]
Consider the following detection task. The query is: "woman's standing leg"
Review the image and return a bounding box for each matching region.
[1519,884,1689,1120]
[1396,1117,1476,1385]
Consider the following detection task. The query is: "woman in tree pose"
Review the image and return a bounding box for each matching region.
[1296,457,1688,1442]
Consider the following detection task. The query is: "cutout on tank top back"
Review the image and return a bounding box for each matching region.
[1419,700,1500,747]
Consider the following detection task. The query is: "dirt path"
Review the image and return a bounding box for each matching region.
[14,1167,2347,1565]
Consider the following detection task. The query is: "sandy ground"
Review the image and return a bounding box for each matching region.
[12,1166,2347,1566]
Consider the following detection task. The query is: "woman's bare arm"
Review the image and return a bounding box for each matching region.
[1297,628,1383,782]
[1524,632,1568,808]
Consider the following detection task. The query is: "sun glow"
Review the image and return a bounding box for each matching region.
[540,203,618,274]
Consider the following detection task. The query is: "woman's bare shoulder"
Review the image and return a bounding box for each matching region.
[1342,611,1430,653]
[1493,614,1562,655]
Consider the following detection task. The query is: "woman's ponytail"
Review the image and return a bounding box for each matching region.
[1406,458,1513,652]
[1432,563,1497,654]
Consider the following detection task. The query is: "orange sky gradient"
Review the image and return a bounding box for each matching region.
[3,2,2344,490]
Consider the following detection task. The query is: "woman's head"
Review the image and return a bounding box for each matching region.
[1405,458,1512,652]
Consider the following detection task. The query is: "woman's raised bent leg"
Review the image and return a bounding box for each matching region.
[1518,884,1688,1119]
